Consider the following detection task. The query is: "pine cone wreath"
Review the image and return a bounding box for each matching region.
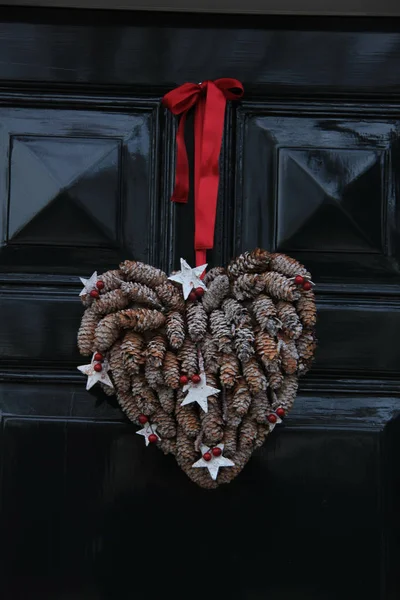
[77,250,317,488]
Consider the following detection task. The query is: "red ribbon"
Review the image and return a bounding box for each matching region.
[163,79,244,267]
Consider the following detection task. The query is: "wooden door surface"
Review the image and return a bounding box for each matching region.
[0,8,399,600]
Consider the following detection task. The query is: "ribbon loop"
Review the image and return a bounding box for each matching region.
[163,78,244,265]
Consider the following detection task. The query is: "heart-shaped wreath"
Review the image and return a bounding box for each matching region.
[77,250,316,488]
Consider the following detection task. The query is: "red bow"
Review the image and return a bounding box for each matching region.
[163,79,244,267]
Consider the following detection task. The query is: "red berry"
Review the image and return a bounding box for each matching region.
[94,352,104,362]
[212,447,222,457]
[148,433,158,444]
[90,289,99,299]
[138,414,148,425]
[267,414,277,424]
[294,275,304,285]
[96,280,105,290]
[203,452,212,462]
[276,407,285,418]
[188,291,197,302]
[191,374,201,384]
[179,375,189,385]
[303,281,312,291]
[93,363,102,372]
[195,287,205,298]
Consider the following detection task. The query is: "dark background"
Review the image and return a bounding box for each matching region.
[0,7,399,599]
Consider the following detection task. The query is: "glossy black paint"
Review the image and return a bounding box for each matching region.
[0,8,399,600]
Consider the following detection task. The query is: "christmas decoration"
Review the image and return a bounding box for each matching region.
[136,422,161,446]
[192,444,234,480]
[77,353,114,391]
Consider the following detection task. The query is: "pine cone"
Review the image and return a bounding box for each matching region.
[91,289,130,316]
[98,269,124,292]
[250,392,270,424]
[232,377,252,417]
[117,389,141,424]
[132,375,159,416]
[155,282,185,312]
[166,311,186,349]
[251,294,281,336]
[121,331,145,375]
[255,423,270,448]
[163,350,180,389]
[280,339,299,375]
[227,248,271,278]
[201,395,224,445]
[109,340,131,393]
[296,331,317,375]
[223,424,238,458]
[203,266,226,285]
[152,408,176,438]
[222,297,250,326]
[275,374,298,412]
[268,370,284,390]
[100,382,115,397]
[242,357,268,394]
[119,260,167,287]
[270,253,311,279]
[233,322,255,362]
[118,308,166,332]
[200,333,220,374]
[262,272,300,302]
[94,313,120,353]
[219,353,240,388]
[146,334,167,368]
[120,281,161,309]
[296,290,317,328]
[210,309,232,353]
[145,362,164,388]
[255,330,279,370]
[157,385,175,415]
[276,301,303,340]
[77,308,99,356]
[202,275,230,313]
[176,397,201,438]
[178,338,199,378]
[187,302,208,343]
[232,274,265,301]
[159,438,176,456]
[176,427,197,462]
[239,416,258,450]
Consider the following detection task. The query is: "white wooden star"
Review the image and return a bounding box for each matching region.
[77,353,114,391]
[268,415,283,432]
[79,271,98,297]
[168,258,207,300]
[192,444,235,480]
[181,373,220,413]
[136,423,161,446]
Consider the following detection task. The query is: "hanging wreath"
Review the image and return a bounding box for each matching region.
[76,79,317,488]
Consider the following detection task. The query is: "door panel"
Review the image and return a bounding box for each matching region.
[0,8,398,600]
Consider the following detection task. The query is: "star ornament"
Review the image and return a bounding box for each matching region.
[269,415,283,432]
[77,354,114,391]
[168,258,207,300]
[192,444,235,481]
[181,374,220,413]
[136,423,160,446]
[79,271,98,297]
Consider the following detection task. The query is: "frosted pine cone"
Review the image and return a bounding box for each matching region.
[210,309,232,353]
[146,334,167,368]
[94,313,120,353]
[227,248,271,278]
[118,308,166,333]
[92,289,130,316]
[275,374,298,412]
[251,294,281,336]
[77,308,99,356]
[276,301,303,340]
[232,273,265,301]
[176,427,197,463]
[219,353,240,388]
[280,339,299,375]
[120,281,161,309]
[117,389,141,424]
[187,302,208,343]
[242,357,268,394]
[255,330,279,370]
[157,385,175,415]
[200,333,220,374]
[232,377,252,417]
[178,338,199,378]
[145,362,164,388]
[98,269,124,292]
[201,395,224,445]
[176,400,201,438]
[296,290,317,328]
[250,392,270,424]
[152,408,176,438]
[202,275,230,313]
[296,331,317,375]
[233,322,255,362]
[270,253,311,279]
[222,297,250,326]
[203,266,226,285]
[166,311,186,349]
[109,340,131,393]
[163,351,180,389]
[155,282,185,312]
[268,370,284,390]
[262,272,301,302]
[239,416,258,450]
[223,424,238,458]
[119,260,167,287]
[132,375,159,416]
[121,331,145,375]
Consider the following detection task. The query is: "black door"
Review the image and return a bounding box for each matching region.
[0,8,399,600]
